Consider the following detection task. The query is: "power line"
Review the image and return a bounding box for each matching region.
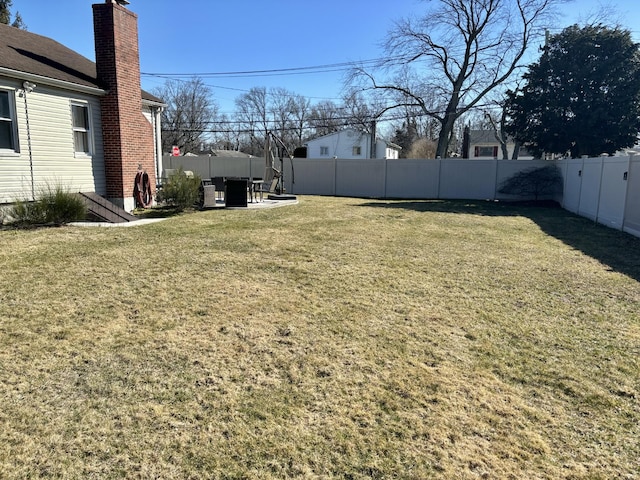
[141,56,409,79]
[160,102,498,136]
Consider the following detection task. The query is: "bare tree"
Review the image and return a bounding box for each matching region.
[308,100,343,138]
[152,77,218,154]
[269,87,294,142]
[484,109,509,160]
[235,87,314,155]
[235,86,269,156]
[209,113,242,152]
[341,90,387,134]
[355,0,560,158]
[288,93,312,149]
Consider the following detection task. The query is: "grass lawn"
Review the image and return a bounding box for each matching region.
[1,196,639,479]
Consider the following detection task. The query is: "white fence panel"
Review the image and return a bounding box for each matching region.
[439,159,497,199]
[576,159,603,221]
[290,159,335,195]
[164,156,211,178]
[385,159,440,198]
[163,155,266,180]
[623,158,640,237]
[335,159,385,198]
[596,158,628,229]
[495,160,550,200]
[560,159,583,214]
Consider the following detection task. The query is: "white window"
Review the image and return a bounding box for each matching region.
[474,146,498,158]
[0,89,19,154]
[352,146,362,156]
[320,146,329,156]
[71,102,92,156]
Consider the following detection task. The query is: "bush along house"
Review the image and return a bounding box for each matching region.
[0,0,164,215]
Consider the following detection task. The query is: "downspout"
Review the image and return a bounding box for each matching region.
[21,81,37,200]
[153,106,163,184]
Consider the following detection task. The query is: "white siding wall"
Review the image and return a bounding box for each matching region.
[307,130,399,159]
[307,130,369,159]
[0,77,105,203]
[0,78,27,201]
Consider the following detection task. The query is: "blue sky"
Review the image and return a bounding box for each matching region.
[12,0,640,115]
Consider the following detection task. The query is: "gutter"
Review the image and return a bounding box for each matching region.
[0,67,168,107]
[142,98,166,108]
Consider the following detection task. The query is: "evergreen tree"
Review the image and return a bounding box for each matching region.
[0,1,11,25]
[505,25,640,158]
[0,0,26,29]
[11,10,24,29]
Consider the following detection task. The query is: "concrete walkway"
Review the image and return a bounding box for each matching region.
[221,197,299,210]
[70,197,299,227]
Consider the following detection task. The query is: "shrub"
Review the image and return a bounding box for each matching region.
[156,168,202,211]
[498,164,563,200]
[8,184,87,226]
[407,138,437,159]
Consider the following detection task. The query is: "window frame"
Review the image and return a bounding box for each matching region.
[474,145,499,158]
[70,100,93,158]
[0,88,20,156]
[352,145,362,156]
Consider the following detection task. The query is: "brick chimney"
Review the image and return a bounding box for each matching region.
[93,0,155,210]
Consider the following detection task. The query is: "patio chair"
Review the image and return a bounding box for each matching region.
[256,177,279,200]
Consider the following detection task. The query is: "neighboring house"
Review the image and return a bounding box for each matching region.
[306,129,401,159]
[464,129,533,160]
[0,0,164,211]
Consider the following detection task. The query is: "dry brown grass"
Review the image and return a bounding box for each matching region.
[0,196,639,479]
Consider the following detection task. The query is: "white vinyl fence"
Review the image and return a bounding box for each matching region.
[558,156,640,238]
[163,155,550,200]
[163,154,640,239]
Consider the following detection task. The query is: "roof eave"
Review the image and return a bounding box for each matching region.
[142,98,166,108]
[0,67,106,96]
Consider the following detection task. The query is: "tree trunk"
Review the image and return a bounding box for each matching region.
[436,109,457,158]
[511,141,521,160]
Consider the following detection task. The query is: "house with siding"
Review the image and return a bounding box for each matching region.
[0,0,163,211]
[464,129,533,160]
[306,129,401,159]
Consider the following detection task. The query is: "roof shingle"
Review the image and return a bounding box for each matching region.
[0,22,162,104]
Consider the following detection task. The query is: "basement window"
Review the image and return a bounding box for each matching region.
[0,89,19,154]
[71,102,92,156]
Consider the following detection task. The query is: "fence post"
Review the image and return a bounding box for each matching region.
[436,158,442,199]
[595,156,606,225]
[493,158,499,200]
[576,157,585,217]
[621,152,637,232]
[383,158,388,199]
